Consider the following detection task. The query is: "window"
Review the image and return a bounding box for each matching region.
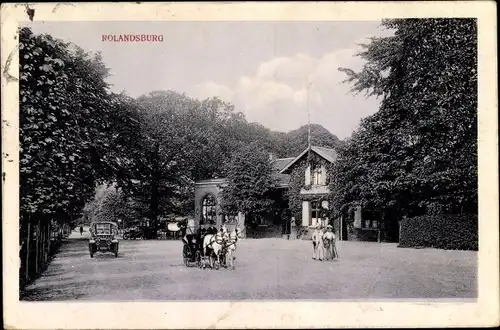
[201,195,217,225]
[361,210,378,229]
[310,201,321,226]
[312,164,324,185]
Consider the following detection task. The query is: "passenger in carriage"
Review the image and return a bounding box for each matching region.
[182,232,191,246]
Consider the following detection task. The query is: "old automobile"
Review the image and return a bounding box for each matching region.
[89,221,119,258]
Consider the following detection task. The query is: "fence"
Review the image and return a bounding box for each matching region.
[19,217,72,291]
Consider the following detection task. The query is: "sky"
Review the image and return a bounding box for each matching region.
[27,21,393,139]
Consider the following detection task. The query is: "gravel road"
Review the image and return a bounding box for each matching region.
[21,228,477,301]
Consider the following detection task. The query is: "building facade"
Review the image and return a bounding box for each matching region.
[193,145,376,241]
[194,178,246,235]
[279,146,346,239]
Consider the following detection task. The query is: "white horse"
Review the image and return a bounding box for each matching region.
[225,227,242,270]
[202,231,228,269]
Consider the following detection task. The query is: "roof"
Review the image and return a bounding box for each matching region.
[272,157,293,188]
[311,146,338,164]
[272,157,295,172]
[273,173,291,188]
[279,145,338,174]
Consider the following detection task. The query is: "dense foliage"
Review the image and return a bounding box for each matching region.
[399,214,478,250]
[19,26,342,231]
[281,124,341,157]
[19,27,135,234]
[83,185,140,226]
[220,143,280,220]
[286,153,335,227]
[330,19,478,236]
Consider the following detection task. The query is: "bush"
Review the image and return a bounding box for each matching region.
[399,214,478,251]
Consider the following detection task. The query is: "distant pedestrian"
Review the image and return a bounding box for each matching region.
[80,226,83,236]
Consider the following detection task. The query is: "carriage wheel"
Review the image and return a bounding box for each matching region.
[183,245,190,266]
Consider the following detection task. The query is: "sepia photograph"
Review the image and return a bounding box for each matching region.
[2,2,498,329]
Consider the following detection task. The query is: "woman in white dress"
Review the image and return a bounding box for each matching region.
[316,225,325,261]
[312,224,325,261]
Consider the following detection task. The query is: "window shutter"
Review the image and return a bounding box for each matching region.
[305,165,311,185]
[321,166,327,185]
[302,201,310,227]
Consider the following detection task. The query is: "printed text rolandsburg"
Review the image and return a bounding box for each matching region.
[102,34,164,42]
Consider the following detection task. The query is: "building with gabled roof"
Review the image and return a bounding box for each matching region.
[194,145,374,240]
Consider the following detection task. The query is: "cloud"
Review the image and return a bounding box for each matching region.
[193,40,382,139]
[193,81,234,102]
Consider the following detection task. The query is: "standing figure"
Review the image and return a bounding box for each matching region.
[312,225,320,260]
[80,226,83,236]
[323,225,336,260]
[316,225,325,261]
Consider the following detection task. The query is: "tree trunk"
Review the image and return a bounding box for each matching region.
[150,175,159,223]
[35,223,39,273]
[41,222,46,264]
[46,220,51,258]
[25,222,31,283]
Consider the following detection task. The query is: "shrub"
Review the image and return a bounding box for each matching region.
[399,214,478,251]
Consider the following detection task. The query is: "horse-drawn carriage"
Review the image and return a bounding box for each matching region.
[182,232,203,268]
[182,226,240,270]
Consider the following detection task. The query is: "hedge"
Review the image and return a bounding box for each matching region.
[399,214,478,251]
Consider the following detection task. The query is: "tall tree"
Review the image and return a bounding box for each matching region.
[331,18,478,235]
[220,143,280,221]
[19,27,139,286]
[19,27,132,227]
[114,92,242,222]
[283,124,341,157]
[84,184,140,227]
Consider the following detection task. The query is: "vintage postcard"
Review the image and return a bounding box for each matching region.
[1,2,498,329]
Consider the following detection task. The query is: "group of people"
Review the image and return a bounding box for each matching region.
[311,224,338,261]
[197,226,219,236]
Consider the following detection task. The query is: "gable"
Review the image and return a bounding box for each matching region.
[279,146,337,174]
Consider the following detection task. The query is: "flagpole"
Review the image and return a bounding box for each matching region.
[307,79,312,163]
